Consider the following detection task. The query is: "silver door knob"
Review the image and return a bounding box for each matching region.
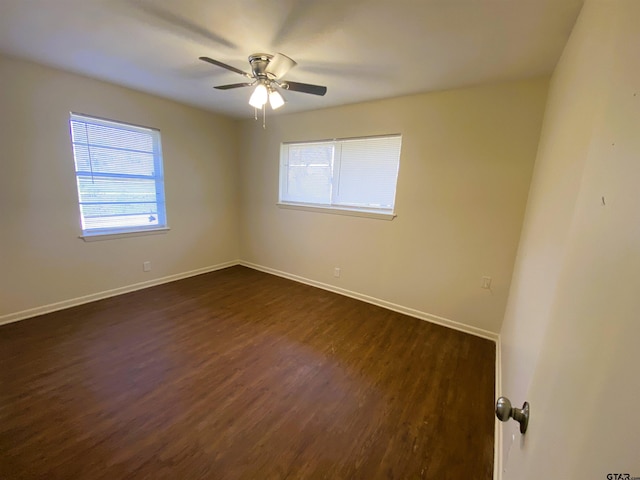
[496,396,530,434]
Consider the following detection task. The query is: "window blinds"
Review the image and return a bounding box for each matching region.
[280,135,401,213]
[69,113,166,236]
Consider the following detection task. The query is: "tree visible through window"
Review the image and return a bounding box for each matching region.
[69,113,167,237]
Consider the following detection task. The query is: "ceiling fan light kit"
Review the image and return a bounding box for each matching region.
[199,53,327,127]
[248,82,268,108]
[268,88,285,110]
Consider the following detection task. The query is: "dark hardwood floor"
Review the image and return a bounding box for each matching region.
[0,266,495,479]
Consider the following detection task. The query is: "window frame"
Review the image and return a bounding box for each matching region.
[68,112,169,241]
[277,134,401,220]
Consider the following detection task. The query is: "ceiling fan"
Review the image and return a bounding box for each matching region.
[199,53,327,113]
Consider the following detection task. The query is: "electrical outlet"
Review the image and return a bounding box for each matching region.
[334,267,341,278]
[143,261,151,272]
[481,276,492,289]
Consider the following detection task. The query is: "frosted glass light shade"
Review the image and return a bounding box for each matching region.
[249,84,268,108]
[269,90,285,110]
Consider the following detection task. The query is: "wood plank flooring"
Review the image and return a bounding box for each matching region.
[0,266,495,479]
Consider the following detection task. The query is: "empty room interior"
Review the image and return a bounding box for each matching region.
[1,0,639,478]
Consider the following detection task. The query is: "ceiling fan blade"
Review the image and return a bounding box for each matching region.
[199,56,251,78]
[281,81,327,96]
[265,53,297,79]
[214,83,253,90]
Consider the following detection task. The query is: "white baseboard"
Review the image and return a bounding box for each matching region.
[0,260,240,326]
[1,258,503,478]
[2,260,500,343]
[239,261,500,343]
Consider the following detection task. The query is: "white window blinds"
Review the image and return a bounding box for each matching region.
[279,135,401,214]
[69,113,167,236]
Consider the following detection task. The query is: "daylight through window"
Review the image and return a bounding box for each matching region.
[69,113,167,237]
[279,135,402,216]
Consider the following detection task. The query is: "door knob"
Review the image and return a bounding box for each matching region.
[496,396,530,434]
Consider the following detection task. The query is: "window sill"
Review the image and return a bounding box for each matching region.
[80,227,171,242]
[277,202,396,220]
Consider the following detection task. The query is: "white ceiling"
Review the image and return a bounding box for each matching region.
[0,0,584,119]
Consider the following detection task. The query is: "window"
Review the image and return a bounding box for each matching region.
[69,113,167,238]
[279,135,401,218]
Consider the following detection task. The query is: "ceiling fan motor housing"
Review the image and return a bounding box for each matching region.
[248,53,273,80]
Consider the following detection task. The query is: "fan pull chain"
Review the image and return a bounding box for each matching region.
[254,107,258,121]
[263,105,266,129]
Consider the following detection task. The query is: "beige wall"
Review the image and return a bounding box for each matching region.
[500,0,640,477]
[0,55,240,319]
[239,79,548,334]
[0,55,548,337]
